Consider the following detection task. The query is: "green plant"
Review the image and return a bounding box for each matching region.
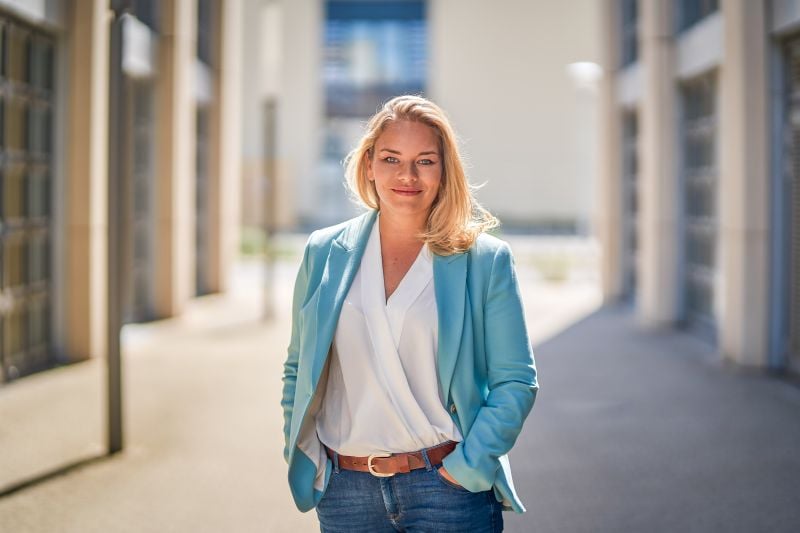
[240,226,267,256]
[528,254,570,283]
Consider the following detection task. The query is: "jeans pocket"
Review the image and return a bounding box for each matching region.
[318,469,341,507]
[433,464,470,492]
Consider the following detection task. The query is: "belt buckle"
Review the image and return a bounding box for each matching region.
[367,453,394,477]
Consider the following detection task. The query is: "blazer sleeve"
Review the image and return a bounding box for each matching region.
[281,235,313,463]
[442,241,539,491]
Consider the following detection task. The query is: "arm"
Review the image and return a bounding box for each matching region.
[442,241,539,491]
[281,236,312,463]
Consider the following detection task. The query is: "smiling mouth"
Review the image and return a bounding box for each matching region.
[392,189,422,195]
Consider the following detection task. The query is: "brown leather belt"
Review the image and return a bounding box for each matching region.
[325,441,457,477]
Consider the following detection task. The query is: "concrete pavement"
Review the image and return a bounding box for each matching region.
[0,258,322,533]
[504,306,800,533]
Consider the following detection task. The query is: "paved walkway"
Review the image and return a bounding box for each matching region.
[504,306,800,533]
[1,244,798,532]
[0,259,323,533]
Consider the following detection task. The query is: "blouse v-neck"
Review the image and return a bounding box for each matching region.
[375,216,430,307]
[363,213,434,347]
[382,243,425,305]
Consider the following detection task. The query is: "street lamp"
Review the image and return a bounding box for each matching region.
[107,0,133,455]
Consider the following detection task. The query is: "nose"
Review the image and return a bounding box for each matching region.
[398,161,419,182]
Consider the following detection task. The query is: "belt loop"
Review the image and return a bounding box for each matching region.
[333,450,340,474]
[421,446,433,471]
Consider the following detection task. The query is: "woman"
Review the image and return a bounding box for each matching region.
[281,95,538,532]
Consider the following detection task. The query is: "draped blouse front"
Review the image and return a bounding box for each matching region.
[315,212,462,456]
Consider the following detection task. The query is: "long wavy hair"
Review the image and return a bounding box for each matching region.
[344,95,499,256]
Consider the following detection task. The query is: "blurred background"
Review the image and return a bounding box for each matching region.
[0,0,799,532]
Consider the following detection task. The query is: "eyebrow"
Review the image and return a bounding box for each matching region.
[379,148,439,156]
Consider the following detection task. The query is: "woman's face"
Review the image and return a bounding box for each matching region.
[367,120,442,220]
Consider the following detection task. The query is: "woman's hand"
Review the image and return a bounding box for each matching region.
[438,466,463,488]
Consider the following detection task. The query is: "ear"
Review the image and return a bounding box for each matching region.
[365,152,374,181]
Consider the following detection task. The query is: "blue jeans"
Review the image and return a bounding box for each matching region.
[315,446,504,532]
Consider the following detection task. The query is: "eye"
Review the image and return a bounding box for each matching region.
[383,156,399,164]
[417,159,436,166]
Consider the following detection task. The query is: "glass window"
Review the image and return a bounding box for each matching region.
[619,0,638,67]
[6,24,27,84]
[197,0,214,66]
[677,0,719,33]
[0,23,6,78]
[4,302,26,365]
[5,96,26,152]
[132,0,159,32]
[784,37,800,369]
[28,295,49,353]
[0,16,54,381]
[318,1,428,224]
[2,233,25,289]
[28,35,53,92]
[28,230,47,285]
[324,6,427,117]
[2,164,24,220]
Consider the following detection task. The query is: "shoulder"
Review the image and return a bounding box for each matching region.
[306,220,348,251]
[308,211,370,248]
[469,232,513,264]
[305,210,373,254]
[461,232,516,282]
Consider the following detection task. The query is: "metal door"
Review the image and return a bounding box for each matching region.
[786,37,800,372]
[681,74,718,340]
[121,80,156,323]
[621,110,639,303]
[195,106,211,296]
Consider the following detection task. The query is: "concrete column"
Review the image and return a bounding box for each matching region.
[597,0,625,302]
[638,0,680,326]
[239,0,272,230]
[65,0,109,360]
[718,0,770,366]
[276,0,323,229]
[207,0,243,292]
[154,0,197,317]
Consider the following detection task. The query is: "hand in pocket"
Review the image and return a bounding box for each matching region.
[438,465,463,488]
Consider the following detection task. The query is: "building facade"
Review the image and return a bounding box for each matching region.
[598,0,799,373]
[244,0,600,234]
[0,0,242,384]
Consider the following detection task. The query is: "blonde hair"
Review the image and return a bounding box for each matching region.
[344,95,499,256]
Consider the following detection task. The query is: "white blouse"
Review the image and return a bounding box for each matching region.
[315,212,462,456]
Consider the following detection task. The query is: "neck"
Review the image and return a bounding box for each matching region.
[378,208,428,244]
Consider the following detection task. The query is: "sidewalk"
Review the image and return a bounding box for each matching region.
[504,306,800,533]
[0,258,321,533]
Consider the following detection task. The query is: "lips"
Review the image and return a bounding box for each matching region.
[392,188,422,196]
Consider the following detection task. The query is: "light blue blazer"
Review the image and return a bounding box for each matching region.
[281,208,538,513]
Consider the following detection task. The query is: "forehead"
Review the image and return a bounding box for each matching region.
[375,120,440,152]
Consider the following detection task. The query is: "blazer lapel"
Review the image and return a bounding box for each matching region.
[433,251,467,404]
[310,209,377,390]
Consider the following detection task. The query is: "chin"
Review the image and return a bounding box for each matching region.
[382,200,435,215]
